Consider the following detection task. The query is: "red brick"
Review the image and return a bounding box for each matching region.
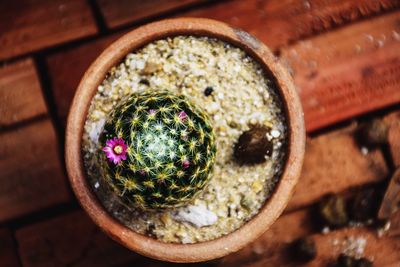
[46,32,126,126]
[0,58,47,128]
[16,210,141,267]
[0,119,70,221]
[179,0,399,50]
[0,228,20,267]
[0,0,98,61]
[97,0,208,29]
[287,126,389,211]
[280,11,400,131]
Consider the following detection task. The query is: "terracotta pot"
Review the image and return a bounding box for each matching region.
[65,18,305,263]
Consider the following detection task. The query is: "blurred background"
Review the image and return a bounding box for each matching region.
[0,0,399,266]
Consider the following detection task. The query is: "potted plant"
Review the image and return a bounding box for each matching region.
[65,18,305,263]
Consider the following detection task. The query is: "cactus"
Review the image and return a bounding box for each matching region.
[100,91,216,210]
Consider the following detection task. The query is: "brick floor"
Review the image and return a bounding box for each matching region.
[1,0,399,266]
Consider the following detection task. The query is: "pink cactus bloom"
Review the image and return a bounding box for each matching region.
[178,111,187,122]
[182,160,190,169]
[102,137,128,165]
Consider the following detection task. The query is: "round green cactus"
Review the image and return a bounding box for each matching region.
[100,91,216,210]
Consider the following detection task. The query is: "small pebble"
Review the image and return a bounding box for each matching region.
[319,194,349,228]
[234,125,273,164]
[356,119,388,147]
[270,129,281,138]
[350,189,379,222]
[290,237,317,262]
[204,86,214,96]
[335,254,374,267]
[139,79,150,86]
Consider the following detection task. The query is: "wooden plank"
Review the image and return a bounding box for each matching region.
[96,0,208,29]
[0,228,20,267]
[46,32,125,126]
[0,119,70,221]
[0,58,47,128]
[280,11,400,132]
[287,126,389,211]
[16,210,141,267]
[0,0,98,61]
[178,0,399,50]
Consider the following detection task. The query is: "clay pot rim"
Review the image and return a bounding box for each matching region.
[65,17,305,263]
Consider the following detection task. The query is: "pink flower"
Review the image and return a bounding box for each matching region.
[102,137,128,165]
[178,111,187,122]
[182,160,190,169]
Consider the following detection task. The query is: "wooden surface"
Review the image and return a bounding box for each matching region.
[0,0,399,266]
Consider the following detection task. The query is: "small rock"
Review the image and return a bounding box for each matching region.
[356,258,374,267]
[234,125,273,164]
[290,237,317,262]
[145,223,156,238]
[335,254,374,267]
[350,189,379,222]
[336,254,354,267]
[140,60,160,75]
[319,194,349,228]
[204,86,214,96]
[271,129,281,138]
[174,205,217,228]
[160,213,172,226]
[251,180,263,193]
[89,118,106,143]
[139,78,150,86]
[356,119,388,147]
